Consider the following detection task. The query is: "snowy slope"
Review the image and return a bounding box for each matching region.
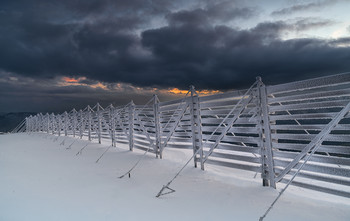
[0,133,349,221]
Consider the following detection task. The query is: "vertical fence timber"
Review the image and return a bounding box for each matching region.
[88,106,92,141]
[153,95,161,158]
[97,103,102,144]
[64,111,68,136]
[72,109,77,137]
[257,77,276,188]
[110,106,116,147]
[190,86,204,169]
[129,101,135,151]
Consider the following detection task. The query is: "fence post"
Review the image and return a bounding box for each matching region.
[37,115,40,132]
[257,77,276,188]
[57,114,62,136]
[72,109,77,137]
[45,113,49,133]
[79,110,83,139]
[51,113,55,134]
[38,114,41,132]
[64,111,68,136]
[110,105,116,147]
[153,95,161,158]
[88,106,92,141]
[129,101,135,151]
[97,103,102,144]
[190,86,204,169]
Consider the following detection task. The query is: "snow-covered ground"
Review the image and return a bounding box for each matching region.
[1,133,349,221]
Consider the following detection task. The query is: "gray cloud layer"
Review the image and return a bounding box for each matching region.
[271,0,338,16]
[0,0,350,112]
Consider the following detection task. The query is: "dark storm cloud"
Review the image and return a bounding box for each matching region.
[141,18,350,89]
[166,1,256,26]
[271,0,338,16]
[1,0,350,111]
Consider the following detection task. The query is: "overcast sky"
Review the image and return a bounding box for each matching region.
[1,0,350,113]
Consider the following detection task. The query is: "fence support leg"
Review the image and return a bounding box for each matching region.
[58,115,62,136]
[72,109,77,137]
[129,101,135,151]
[110,107,116,147]
[190,86,204,170]
[257,77,276,188]
[51,114,55,135]
[88,107,92,141]
[64,111,68,136]
[154,95,161,158]
[97,103,102,144]
[79,110,83,139]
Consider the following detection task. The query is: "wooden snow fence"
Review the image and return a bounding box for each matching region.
[24,73,350,198]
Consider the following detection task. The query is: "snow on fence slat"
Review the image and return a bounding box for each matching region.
[267,73,350,198]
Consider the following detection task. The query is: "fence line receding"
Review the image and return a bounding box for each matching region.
[21,73,350,198]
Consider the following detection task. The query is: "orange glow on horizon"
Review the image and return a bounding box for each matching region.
[62,76,86,83]
[168,88,189,95]
[90,82,107,90]
[59,77,221,95]
[167,88,220,95]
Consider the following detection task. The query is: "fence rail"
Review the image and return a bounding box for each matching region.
[23,73,350,197]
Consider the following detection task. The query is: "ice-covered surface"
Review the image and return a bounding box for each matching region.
[0,133,349,221]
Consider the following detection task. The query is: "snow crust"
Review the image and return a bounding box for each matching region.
[0,133,349,221]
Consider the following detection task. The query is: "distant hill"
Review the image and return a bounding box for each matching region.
[0,112,36,133]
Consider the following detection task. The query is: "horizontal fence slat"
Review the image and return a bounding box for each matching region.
[279,178,350,198]
[274,168,350,186]
[272,143,350,155]
[271,133,350,142]
[206,159,261,172]
[204,151,261,164]
[267,72,350,94]
[274,159,350,177]
[269,100,350,112]
[273,151,350,166]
